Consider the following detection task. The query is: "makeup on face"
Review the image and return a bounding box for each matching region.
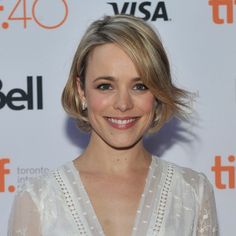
[79,43,155,148]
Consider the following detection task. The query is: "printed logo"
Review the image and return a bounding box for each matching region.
[211,155,235,189]
[208,0,236,24]
[0,157,50,193]
[235,78,236,103]
[17,166,49,187]
[0,76,43,110]
[0,0,68,30]
[108,1,169,21]
[0,158,15,192]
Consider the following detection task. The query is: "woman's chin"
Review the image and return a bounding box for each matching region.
[103,137,143,151]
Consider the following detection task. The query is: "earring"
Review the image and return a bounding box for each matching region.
[82,101,87,111]
[152,102,160,125]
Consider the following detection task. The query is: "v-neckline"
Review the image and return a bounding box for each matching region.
[69,155,160,236]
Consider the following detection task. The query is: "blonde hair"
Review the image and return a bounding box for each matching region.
[62,14,190,132]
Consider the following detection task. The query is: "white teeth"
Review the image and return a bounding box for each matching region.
[108,118,136,125]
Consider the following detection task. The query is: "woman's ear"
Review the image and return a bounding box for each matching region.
[76,77,86,100]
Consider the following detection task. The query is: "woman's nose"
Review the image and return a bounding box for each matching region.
[113,89,134,112]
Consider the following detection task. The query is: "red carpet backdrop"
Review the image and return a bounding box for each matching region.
[1,0,235,235]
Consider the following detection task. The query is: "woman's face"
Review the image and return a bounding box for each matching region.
[78,43,156,149]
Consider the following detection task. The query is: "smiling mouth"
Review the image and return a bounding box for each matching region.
[105,117,140,129]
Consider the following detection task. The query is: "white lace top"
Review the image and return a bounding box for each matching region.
[8,156,218,236]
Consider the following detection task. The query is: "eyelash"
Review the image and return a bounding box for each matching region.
[133,83,148,91]
[96,83,148,91]
[96,83,112,90]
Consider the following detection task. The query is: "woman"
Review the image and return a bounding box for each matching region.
[8,15,218,236]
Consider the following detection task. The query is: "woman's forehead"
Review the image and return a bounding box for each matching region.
[85,43,139,79]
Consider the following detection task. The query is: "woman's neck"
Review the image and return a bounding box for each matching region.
[74,132,151,175]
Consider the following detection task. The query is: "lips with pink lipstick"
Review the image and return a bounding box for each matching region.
[105,116,140,129]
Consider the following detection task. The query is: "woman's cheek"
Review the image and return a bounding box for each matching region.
[139,95,156,113]
[87,92,110,111]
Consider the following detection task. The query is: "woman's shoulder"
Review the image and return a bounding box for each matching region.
[153,156,214,195]
[16,161,73,202]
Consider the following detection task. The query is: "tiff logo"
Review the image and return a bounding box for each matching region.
[211,155,235,189]
[209,0,236,24]
[0,158,15,192]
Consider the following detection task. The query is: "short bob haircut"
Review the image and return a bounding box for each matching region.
[62,14,189,132]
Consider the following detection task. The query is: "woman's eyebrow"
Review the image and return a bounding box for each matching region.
[93,76,115,83]
[132,77,142,82]
[93,76,142,83]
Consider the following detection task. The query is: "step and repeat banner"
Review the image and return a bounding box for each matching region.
[1,0,235,235]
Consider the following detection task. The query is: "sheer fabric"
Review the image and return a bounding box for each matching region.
[8,156,218,236]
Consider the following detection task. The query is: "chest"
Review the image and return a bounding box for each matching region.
[80,172,147,236]
[49,160,199,236]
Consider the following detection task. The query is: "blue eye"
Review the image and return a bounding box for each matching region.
[133,83,148,91]
[97,83,112,90]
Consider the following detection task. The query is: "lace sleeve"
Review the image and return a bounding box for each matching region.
[7,181,42,236]
[8,190,42,236]
[197,174,219,236]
